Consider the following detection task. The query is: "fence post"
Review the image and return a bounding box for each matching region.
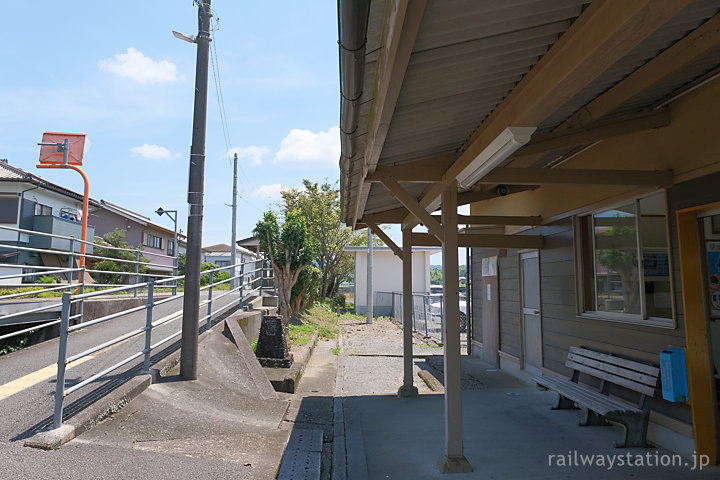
[440,296,445,345]
[143,279,155,373]
[53,292,72,429]
[134,251,140,298]
[424,295,429,337]
[206,271,214,329]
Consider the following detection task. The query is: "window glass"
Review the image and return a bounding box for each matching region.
[579,191,672,322]
[0,197,19,223]
[593,203,640,315]
[639,194,671,319]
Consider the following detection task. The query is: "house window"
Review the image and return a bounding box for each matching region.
[143,232,163,249]
[577,191,673,325]
[34,203,52,216]
[0,197,18,223]
[167,240,175,257]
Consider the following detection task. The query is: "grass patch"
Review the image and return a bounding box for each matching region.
[287,302,363,347]
[250,340,257,352]
[332,346,340,355]
[288,323,316,347]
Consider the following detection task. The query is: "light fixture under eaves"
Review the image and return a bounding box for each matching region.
[456,126,536,190]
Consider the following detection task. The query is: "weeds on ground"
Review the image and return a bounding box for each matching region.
[0,334,30,356]
[287,301,363,347]
[332,346,340,355]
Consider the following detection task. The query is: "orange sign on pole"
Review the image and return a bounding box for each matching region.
[37,132,90,290]
[38,132,86,166]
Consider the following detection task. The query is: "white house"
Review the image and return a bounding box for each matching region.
[346,246,440,316]
[0,159,98,283]
[203,243,261,267]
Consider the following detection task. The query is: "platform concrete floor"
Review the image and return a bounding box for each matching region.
[340,357,720,479]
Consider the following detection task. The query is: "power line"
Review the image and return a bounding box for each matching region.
[209,21,232,157]
[208,17,254,191]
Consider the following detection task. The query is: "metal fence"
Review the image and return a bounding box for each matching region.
[0,224,274,429]
[0,224,267,343]
[377,291,445,343]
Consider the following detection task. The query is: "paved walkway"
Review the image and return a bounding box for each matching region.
[334,317,720,479]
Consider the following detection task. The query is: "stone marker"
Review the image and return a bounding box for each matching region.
[256,314,294,368]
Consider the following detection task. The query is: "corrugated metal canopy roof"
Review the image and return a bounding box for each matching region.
[339,0,720,227]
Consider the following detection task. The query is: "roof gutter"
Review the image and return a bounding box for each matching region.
[338,0,371,224]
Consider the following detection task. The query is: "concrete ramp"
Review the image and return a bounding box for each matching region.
[75,322,290,479]
[223,315,278,400]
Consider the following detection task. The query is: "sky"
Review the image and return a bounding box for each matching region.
[1,1,342,247]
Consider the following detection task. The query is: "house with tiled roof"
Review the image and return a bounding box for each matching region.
[0,159,98,277]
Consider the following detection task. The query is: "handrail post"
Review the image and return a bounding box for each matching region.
[142,279,155,373]
[206,271,214,329]
[134,251,140,298]
[259,260,264,297]
[68,237,76,294]
[171,259,178,298]
[79,266,86,323]
[68,237,75,272]
[53,292,72,429]
[239,261,245,307]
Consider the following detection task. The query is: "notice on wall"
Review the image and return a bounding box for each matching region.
[482,256,497,277]
[707,242,720,318]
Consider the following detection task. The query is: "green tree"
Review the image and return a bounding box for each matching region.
[430,267,442,285]
[254,210,315,321]
[92,229,148,284]
[597,221,640,313]
[291,265,322,314]
[280,180,353,298]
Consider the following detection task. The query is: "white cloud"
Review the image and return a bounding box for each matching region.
[130,143,171,160]
[99,48,179,85]
[227,145,270,167]
[251,184,285,201]
[273,126,340,168]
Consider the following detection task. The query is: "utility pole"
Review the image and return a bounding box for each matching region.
[230,152,238,289]
[180,0,212,381]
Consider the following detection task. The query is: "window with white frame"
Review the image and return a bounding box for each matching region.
[576,191,673,324]
[167,240,175,257]
[143,232,163,250]
[34,203,52,216]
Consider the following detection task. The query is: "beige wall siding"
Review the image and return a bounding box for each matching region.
[471,248,483,343]
[498,252,521,358]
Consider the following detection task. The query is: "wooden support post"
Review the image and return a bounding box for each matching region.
[438,181,472,473]
[677,208,717,465]
[398,227,418,398]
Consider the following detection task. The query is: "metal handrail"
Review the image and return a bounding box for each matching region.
[48,260,274,429]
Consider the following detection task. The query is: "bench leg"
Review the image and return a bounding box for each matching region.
[612,415,650,448]
[579,409,610,426]
[552,395,579,410]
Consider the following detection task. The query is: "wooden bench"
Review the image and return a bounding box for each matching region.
[534,346,660,448]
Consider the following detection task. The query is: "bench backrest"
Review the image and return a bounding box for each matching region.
[565,346,660,397]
